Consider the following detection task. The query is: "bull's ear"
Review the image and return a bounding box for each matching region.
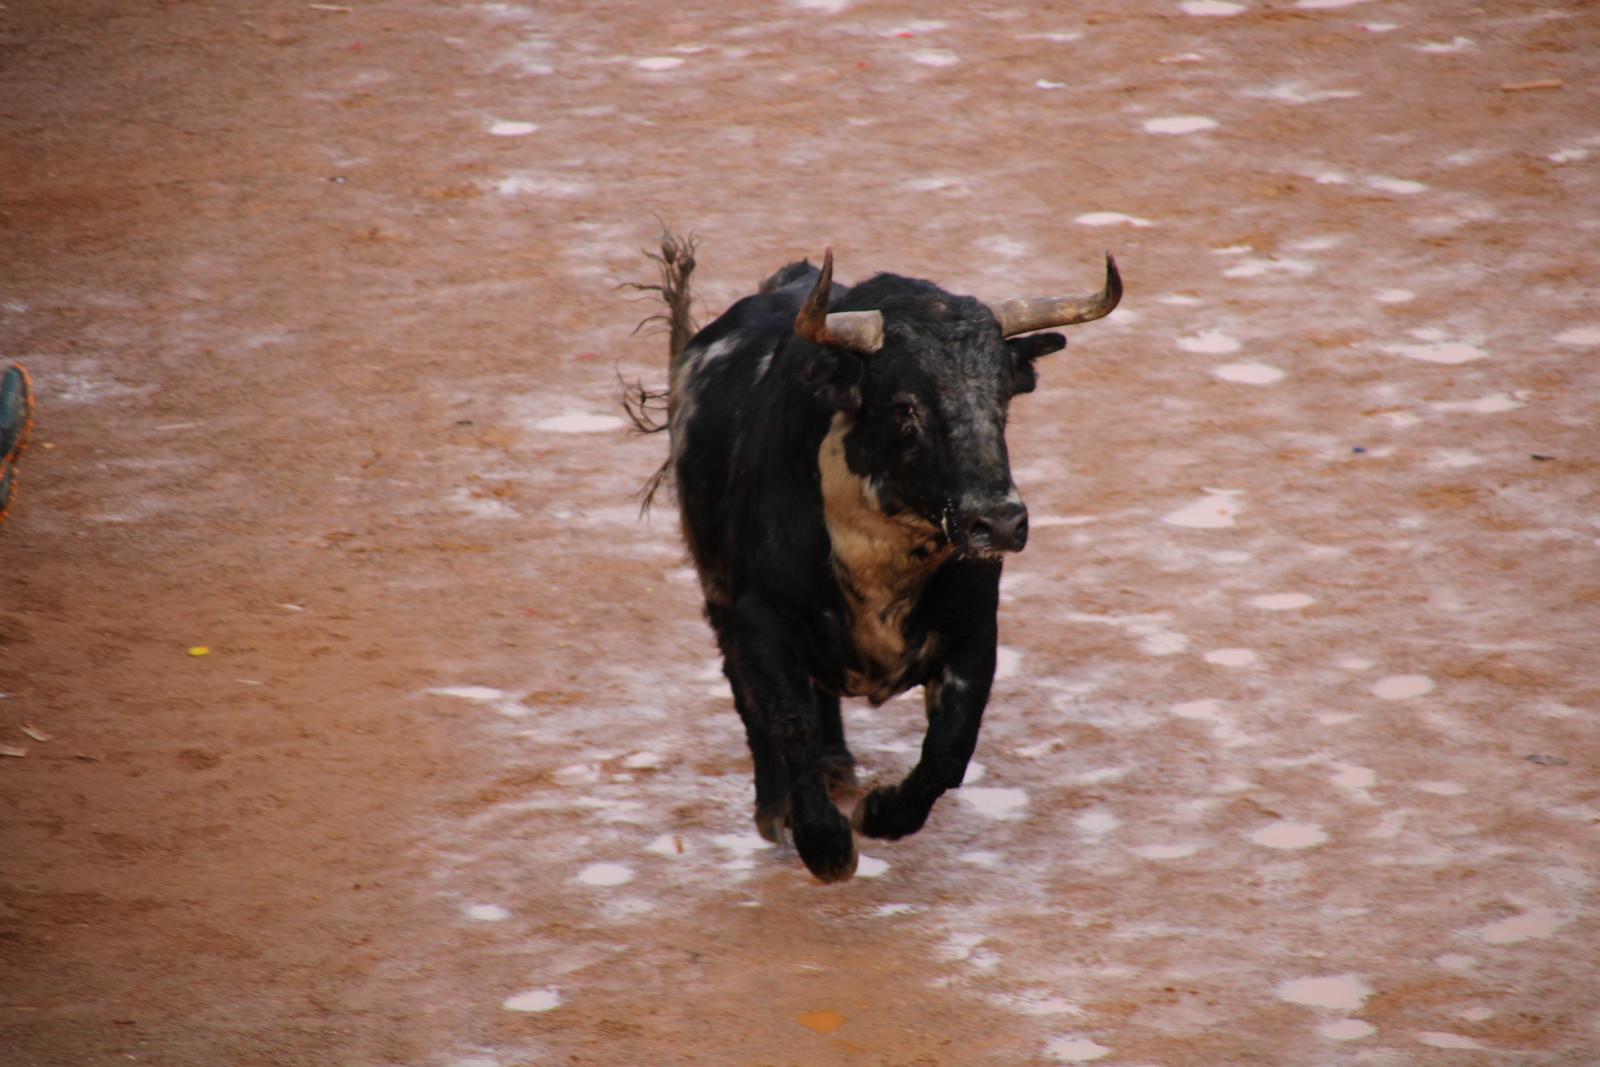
[802,347,864,414]
[1005,332,1067,395]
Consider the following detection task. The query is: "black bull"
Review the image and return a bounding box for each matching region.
[626,236,1121,882]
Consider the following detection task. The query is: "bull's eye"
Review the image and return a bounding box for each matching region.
[891,396,922,439]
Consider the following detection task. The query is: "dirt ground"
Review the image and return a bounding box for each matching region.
[2,0,1597,1064]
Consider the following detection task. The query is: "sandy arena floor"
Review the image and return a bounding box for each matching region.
[2,1,1597,1064]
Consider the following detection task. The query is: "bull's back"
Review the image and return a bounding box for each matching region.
[668,282,836,613]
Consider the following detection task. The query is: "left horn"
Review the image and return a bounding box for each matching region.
[795,247,885,354]
[985,253,1122,338]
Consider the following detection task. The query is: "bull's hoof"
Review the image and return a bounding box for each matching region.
[850,784,931,841]
[792,809,858,884]
[821,751,858,792]
[753,796,792,845]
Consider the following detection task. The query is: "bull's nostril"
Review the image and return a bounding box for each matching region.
[965,503,1029,553]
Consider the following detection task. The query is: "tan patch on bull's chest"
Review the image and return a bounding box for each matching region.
[818,414,949,702]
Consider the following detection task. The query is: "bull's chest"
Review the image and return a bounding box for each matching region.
[818,416,949,704]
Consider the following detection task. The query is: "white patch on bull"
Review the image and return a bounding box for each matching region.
[667,334,745,499]
[819,413,948,703]
[753,342,778,383]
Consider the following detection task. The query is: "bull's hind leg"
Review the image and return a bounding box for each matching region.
[730,678,791,844]
[815,688,857,791]
[731,594,857,883]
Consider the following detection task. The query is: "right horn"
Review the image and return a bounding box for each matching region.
[794,247,885,355]
[985,254,1122,338]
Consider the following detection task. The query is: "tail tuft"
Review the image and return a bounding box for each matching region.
[620,227,698,515]
[624,230,699,361]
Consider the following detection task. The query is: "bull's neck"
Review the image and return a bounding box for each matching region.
[817,413,948,607]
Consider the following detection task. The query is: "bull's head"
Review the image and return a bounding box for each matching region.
[799,249,1121,558]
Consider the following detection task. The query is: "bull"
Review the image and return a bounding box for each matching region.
[628,235,1121,882]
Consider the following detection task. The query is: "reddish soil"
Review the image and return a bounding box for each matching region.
[2,1,1596,1065]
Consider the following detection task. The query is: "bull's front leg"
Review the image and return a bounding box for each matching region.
[851,634,996,841]
[731,593,858,883]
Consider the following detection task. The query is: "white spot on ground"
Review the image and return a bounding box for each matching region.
[464,903,511,922]
[635,56,683,71]
[995,646,1023,680]
[1045,1036,1113,1062]
[1383,340,1486,364]
[1074,810,1120,836]
[1295,0,1375,8]
[1366,176,1429,195]
[576,863,634,887]
[711,831,774,863]
[962,761,987,785]
[448,490,517,520]
[533,412,627,433]
[874,903,917,916]
[1554,326,1600,346]
[1223,256,1317,278]
[1415,781,1467,796]
[1036,79,1067,90]
[1163,491,1243,528]
[1476,907,1562,944]
[1429,393,1524,413]
[1205,648,1258,668]
[1372,674,1434,700]
[1074,211,1153,227]
[1330,763,1376,790]
[1436,954,1477,971]
[622,751,662,769]
[427,686,508,702]
[1173,698,1224,720]
[1338,657,1374,671]
[502,988,561,1012]
[1177,330,1241,354]
[1319,1019,1376,1040]
[1250,593,1315,610]
[1131,843,1200,860]
[959,850,1001,867]
[644,834,682,856]
[1213,362,1285,384]
[1415,37,1474,54]
[1430,449,1485,469]
[1247,82,1360,105]
[1181,0,1245,14]
[1277,974,1372,1010]
[960,788,1030,821]
[1143,115,1219,135]
[1361,21,1399,32]
[1417,1031,1485,1050]
[1375,288,1415,303]
[488,120,538,136]
[495,175,588,197]
[856,855,889,878]
[910,49,960,67]
[1251,821,1328,849]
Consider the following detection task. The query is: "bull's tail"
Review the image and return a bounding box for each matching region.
[621,230,698,511]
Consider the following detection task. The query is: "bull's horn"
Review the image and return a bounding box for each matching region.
[985,253,1122,338]
[795,247,885,354]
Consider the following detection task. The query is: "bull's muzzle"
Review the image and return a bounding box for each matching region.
[962,501,1029,555]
